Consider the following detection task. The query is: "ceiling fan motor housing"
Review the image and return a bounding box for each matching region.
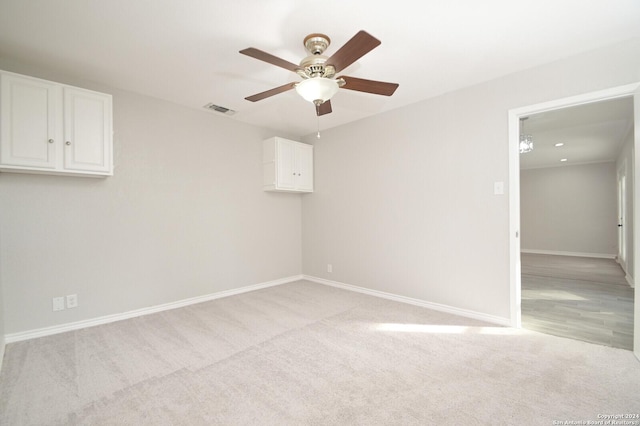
[303,33,331,55]
[298,55,335,78]
[298,34,335,78]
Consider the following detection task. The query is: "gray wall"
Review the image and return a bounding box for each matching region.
[301,38,640,320]
[1,38,639,335]
[0,62,303,334]
[520,163,617,256]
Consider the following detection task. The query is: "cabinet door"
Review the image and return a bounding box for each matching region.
[0,73,58,169]
[276,138,296,189]
[63,87,112,173]
[295,143,313,191]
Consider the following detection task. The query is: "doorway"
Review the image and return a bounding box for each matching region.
[508,82,640,359]
[618,164,628,270]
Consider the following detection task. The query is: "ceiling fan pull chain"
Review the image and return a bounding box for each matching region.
[317,114,321,139]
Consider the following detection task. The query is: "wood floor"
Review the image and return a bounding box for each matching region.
[521,253,634,350]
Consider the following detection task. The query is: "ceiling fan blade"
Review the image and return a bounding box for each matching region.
[316,100,332,116]
[239,47,300,72]
[325,30,381,73]
[339,76,399,96]
[245,82,296,102]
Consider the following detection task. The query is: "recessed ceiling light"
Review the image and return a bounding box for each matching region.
[555,143,564,147]
[560,158,568,162]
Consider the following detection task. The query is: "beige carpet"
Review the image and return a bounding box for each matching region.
[1,280,639,425]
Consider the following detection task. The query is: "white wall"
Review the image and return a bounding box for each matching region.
[520,162,617,257]
[0,62,303,335]
[301,38,640,321]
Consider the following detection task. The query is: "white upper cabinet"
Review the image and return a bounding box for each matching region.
[293,141,313,191]
[0,70,113,177]
[63,86,112,174]
[0,73,58,170]
[263,137,313,193]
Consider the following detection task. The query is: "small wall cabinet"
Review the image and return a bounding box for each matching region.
[263,137,313,193]
[0,70,113,177]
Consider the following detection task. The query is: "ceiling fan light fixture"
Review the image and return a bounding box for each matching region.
[519,134,534,154]
[519,117,534,154]
[295,77,339,105]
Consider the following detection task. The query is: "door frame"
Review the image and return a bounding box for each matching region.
[617,161,628,272]
[508,82,640,359]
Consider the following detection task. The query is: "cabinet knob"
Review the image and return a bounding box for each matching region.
[48,139,54,144]
[65,141,71,146]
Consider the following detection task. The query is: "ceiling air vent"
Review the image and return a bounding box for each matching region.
[203,103,236,116]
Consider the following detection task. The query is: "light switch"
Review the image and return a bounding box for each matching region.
[494,181,504,195]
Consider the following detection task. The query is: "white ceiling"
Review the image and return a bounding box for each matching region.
[520,97,634,169]
[0,1,639,137]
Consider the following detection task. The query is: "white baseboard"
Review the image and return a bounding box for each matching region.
[521,249,616,259]
[4,273,512,344]
[303,275,511,327]
[4,275,303,344]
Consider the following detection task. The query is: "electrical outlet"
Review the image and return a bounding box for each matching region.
[66,294,78,309]
[327,264,333,273]
[52,297,65,311]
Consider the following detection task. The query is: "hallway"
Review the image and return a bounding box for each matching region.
[521,253,634,350]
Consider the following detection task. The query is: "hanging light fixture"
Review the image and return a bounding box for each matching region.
[295,77,341,139]
[295,77,340,106]
[519,117,534,154]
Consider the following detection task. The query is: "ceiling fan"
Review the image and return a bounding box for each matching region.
[239,30,399,116]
